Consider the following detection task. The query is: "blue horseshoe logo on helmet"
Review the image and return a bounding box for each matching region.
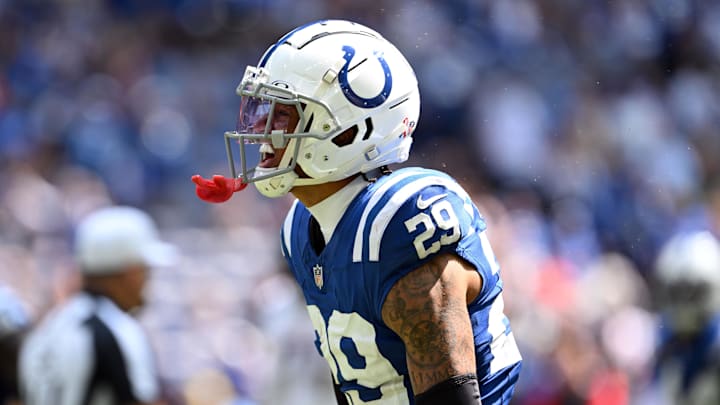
[338,45,393,109]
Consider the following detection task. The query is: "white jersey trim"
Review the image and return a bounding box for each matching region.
[487,294,522,374]
[478,231,500,275]
[282,199,300,258]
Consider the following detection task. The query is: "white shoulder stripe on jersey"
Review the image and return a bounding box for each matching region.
[282,199,300,258]
[367,176,470,262]
[352,170,426,262]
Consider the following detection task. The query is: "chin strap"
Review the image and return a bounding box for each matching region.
[191,174,247,203]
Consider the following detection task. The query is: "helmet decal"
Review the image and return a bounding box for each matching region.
[338,45,393,109]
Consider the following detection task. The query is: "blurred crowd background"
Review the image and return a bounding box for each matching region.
[1,0,719,404]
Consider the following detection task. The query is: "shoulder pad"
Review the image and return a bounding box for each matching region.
[352,169,475,263]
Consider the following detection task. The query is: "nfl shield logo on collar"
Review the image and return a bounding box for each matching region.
[313,264,324,290]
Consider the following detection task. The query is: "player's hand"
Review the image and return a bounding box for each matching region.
[191,174,247,203]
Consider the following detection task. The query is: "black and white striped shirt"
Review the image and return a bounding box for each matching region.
[19,292,159,405]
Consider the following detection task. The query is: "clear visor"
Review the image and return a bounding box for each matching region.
[225,94,304,181]
[236,96,300,138]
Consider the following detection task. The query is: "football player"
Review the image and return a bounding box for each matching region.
[193,19,522,404]
[648,231,720,405]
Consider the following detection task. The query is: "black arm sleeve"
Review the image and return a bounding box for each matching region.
[415,374,481,405]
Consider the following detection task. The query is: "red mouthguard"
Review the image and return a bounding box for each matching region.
[191,174,247,203]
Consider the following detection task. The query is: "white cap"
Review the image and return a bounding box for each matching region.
[75,206,177,274]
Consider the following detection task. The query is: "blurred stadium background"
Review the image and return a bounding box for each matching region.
[1,0,719,404]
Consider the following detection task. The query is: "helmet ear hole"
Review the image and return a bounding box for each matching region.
[331,126,359,147]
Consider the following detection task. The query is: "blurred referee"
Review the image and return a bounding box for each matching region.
[19,206,176,405]
[0,284,29,405]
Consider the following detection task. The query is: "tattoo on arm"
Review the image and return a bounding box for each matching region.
[381,253,476,394]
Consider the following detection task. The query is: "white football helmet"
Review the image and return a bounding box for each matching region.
[224,20,420,198]
[655,231,720,334]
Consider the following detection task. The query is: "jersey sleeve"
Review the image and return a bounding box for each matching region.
[366,178,502,319]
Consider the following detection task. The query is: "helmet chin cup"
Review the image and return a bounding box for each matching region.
[254,167,298,198]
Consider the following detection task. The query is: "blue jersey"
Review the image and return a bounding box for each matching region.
[650,315,720,405]
[280,167,522,404]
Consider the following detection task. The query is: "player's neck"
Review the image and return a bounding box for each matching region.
[291,174,361,207]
